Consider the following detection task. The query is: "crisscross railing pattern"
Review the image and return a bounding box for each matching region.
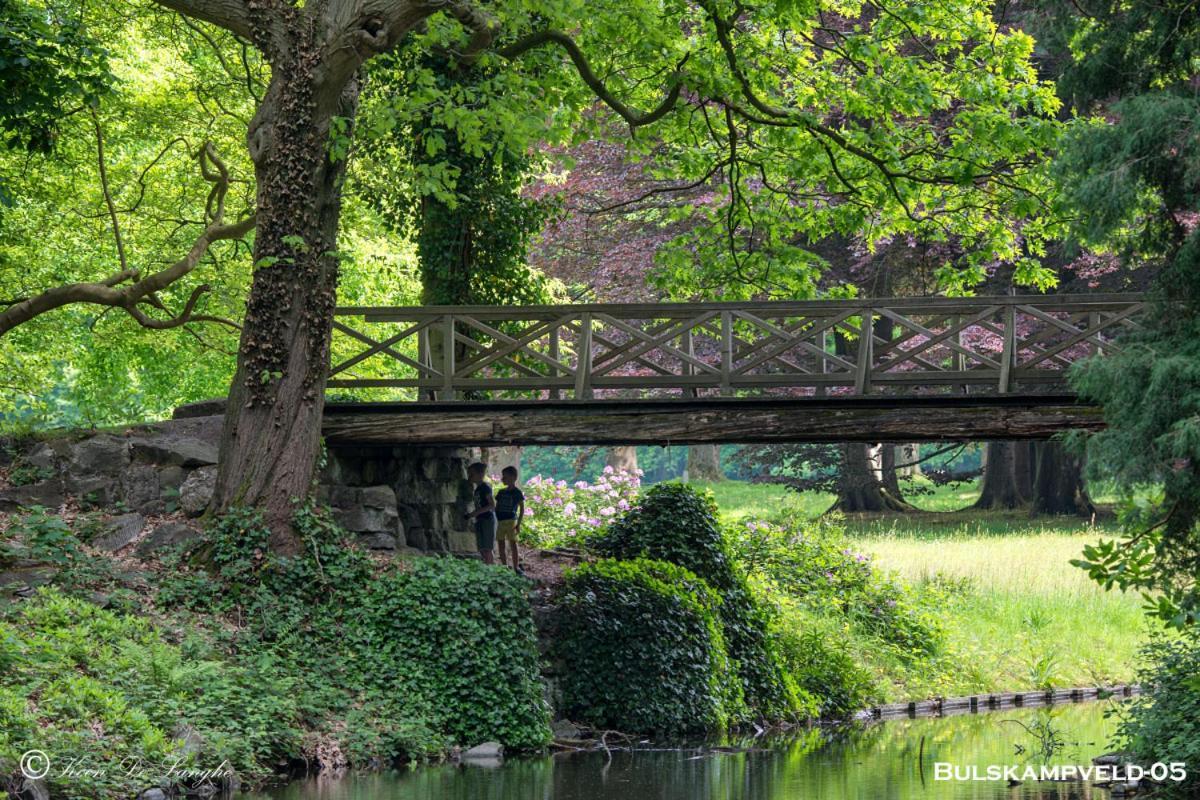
[327,295,1145,401]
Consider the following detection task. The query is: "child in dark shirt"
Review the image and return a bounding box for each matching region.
[494,466,526,574]
[465,462,497,564]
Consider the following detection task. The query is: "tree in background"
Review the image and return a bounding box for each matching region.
[0,4,262,425]
[731,443,900,513]
[1038,1,1200,625]
[0,0,112,156]
[606,446,639,475]
[974,442,1033,511]
[686,445,723,483]
[359,49,554,308]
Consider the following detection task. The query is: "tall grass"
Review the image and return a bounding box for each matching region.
[861,532,1151,695]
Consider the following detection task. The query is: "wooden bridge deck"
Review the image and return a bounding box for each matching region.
[328,294,1144,403]
[318,395,1104,446]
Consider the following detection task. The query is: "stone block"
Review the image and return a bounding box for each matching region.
[23,443,57,470]
[0,479,64,511]
[179,466,217,517]
[128,436,218,467]
[68,476,118,509]
[172,398,226,418]
[326,485,358,509]
[333,506,398,534]
[136,522,202,557]
[463,741,503,760]
[18,778,50,800]
[551,719,583,740]
[360,485,397,510]
[0,566,58,597]
[121,464,161,511]
[158,466,188,491]
[358,532,397,550]
[68,435,130,475]
[448,530,476,553]
[92,513,145,552]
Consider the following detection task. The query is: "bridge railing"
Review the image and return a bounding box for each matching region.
[327,294,1145,401]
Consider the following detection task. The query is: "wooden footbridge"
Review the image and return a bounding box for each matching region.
[316,294,1145,446]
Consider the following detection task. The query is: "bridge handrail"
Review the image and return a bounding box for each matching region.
[336,292,1147,321]
[327,294,1147,401]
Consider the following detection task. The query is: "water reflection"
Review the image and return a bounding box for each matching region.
[247,700,1122,800]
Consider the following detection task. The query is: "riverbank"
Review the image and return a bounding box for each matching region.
[236,697,1134,800]
[1,470,1151,798]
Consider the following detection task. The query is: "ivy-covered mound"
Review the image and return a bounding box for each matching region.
[162,508,552,759]
[554,558,740,734]
[0,506,550,799]
[582,483,805,725]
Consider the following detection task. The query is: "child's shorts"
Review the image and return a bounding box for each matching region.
[497,519,518,542]
[475,515,496,552]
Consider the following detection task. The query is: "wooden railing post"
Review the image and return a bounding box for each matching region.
[720,310,733,396]
[999,305,1015,394]
[442,314,456,401]
[683,325,698,398]
[549,324,561,400]
[952,315,966,395]
[575,312,593,400]
[815,328,828,398]
[854,308,873,395]
[417,326,431,401]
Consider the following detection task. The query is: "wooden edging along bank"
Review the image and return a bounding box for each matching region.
[864,685,1139,721]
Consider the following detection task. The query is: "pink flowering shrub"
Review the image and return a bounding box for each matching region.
[516,466,642,548]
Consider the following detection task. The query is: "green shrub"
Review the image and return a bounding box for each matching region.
[554,558,740,734]
[727,515,946,660]
[769,601,880,718]
[354,558,552,751]
[1116,629,1200,795]
[589,483,801,721]
[5,508,79,566]
[6,460,55,487]
[5,503,552,796]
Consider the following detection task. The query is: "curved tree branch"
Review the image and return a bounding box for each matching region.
[0,142,255,337]
[499,29,686,130]
[149,0,254,40]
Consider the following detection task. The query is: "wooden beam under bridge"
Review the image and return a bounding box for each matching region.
[318,395,1104,446]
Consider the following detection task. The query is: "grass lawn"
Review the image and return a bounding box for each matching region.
[692,477,1152,697]
[864,530,1150,696]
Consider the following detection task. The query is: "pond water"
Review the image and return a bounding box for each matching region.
[244,700,1125,800]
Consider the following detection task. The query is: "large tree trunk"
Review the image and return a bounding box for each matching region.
[832,443,916,513]
[1031,441,1095,516]
[211,41,358,553]
[1013,441,1036,500]
[606,446,639,474]
[880,445,907,498]
[686,445,723,482]
[974,442,1030,510]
